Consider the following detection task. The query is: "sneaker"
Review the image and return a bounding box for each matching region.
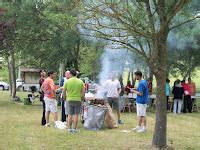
[137,127,147,133]
[63,121,68,125]
[45,123,51,127]
[72,128,80,133]
[68,128,73,132]
[118,120,124,124]
[132,126,142,131]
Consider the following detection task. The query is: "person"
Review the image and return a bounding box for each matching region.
[181,80,192,113]
[166,78,170,111]
[41,70,59,127]
[103,73,123,124]
[132,71,148,133]
[39,70,46,126]
[172,79,184,114]
[63,69,85,132]
[124,80,134,112]
[59,70,71,123]
[188,77,196,103]
[125,81,134,96]
[147,78,153,107]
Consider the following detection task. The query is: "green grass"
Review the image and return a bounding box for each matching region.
[0,91,200,149]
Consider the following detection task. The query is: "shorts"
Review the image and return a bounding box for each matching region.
[66,101,82,115]
[106,97,119,109]
[136,103,147,117]
[44,96,57,113]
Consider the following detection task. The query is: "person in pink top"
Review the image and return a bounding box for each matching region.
[181,80,192,113]
[41,70,59,127]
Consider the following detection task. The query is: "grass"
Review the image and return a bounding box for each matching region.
[0,91,200,149]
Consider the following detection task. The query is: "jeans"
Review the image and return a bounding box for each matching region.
[173,99,182,113]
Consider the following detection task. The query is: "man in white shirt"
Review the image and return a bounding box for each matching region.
[104,74,123,124]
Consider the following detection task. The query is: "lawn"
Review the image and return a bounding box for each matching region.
[0,91,200,149]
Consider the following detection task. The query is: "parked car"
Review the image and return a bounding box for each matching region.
[0,81,9,90]
[16,78,39,92]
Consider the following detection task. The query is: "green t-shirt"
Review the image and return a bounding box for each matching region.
[63,77,84,101]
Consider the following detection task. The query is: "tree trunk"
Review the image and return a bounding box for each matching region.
[127,69,131,84]
[131,70,136,87]
[152,73,167,148]
[151,31,168,148]
[8,48,16,100]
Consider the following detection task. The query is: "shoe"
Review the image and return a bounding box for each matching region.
[45,123,51,127]
[118,120,124,124]
[72,128,80,133]
[132,126,142,131]
[68,128,73,132]
[63,121,68,125]
[137,127,147,133]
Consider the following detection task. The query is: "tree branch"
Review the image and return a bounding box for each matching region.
[169,16,200,30]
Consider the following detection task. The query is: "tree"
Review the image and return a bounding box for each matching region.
[80,0,199,148]
[167,19,200,79]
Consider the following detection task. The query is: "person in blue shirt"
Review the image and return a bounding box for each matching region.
[166,78,170,111]
[131,71,148,133]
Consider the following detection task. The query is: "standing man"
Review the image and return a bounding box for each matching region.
[39,70,46,126]
[60,70,71,123]
[132,71,148,133]
[63,70,85,132]
[41,70,58,127]
[103,73,123,124]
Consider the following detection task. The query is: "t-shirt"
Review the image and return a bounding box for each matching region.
[136,80,148,104]
[166,83,170,96]
[42,77,56,99]
[64,77,84,101]
[103,79,121,98]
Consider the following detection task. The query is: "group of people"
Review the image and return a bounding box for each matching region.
[39,69,85,132]
[171,78,196,114]
[39,69,149,133]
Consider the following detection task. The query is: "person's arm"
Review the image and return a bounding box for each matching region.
[132,83,144,96]
[81,84,85,101]
[63,89,67,100]
[132,89,143,96]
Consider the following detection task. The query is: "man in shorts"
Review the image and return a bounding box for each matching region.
[41,70,58,127]
[103,73,123,124]
[131,71,148,132]
[63,69,85,132]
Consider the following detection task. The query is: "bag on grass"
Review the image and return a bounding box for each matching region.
[84,105,107,131]
[104,103,118,129]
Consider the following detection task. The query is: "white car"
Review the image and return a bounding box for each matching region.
[0,81,9,90]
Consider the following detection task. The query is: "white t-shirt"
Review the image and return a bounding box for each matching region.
[103,79,121,98]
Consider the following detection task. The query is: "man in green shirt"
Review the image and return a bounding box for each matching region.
[63,69,85,132]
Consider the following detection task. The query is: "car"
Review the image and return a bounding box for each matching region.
[0,81,9,90]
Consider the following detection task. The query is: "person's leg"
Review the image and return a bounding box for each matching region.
[73,114,78,129]
[52,112,58,122]
[138,116,142,126]
[173,99,177,113]
[183,96,187,113]
[116,108,121,120]
[41,100,46,125]
[73,101,82,130]
[68,115,73,129]
[177,99,182,113]
[166,96,169,110]
[45,111,50,124]
[61,100,66,122]
[187,96,192,113]
[141,116,146,127]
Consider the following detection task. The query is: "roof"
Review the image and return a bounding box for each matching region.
[19,67,41,73]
